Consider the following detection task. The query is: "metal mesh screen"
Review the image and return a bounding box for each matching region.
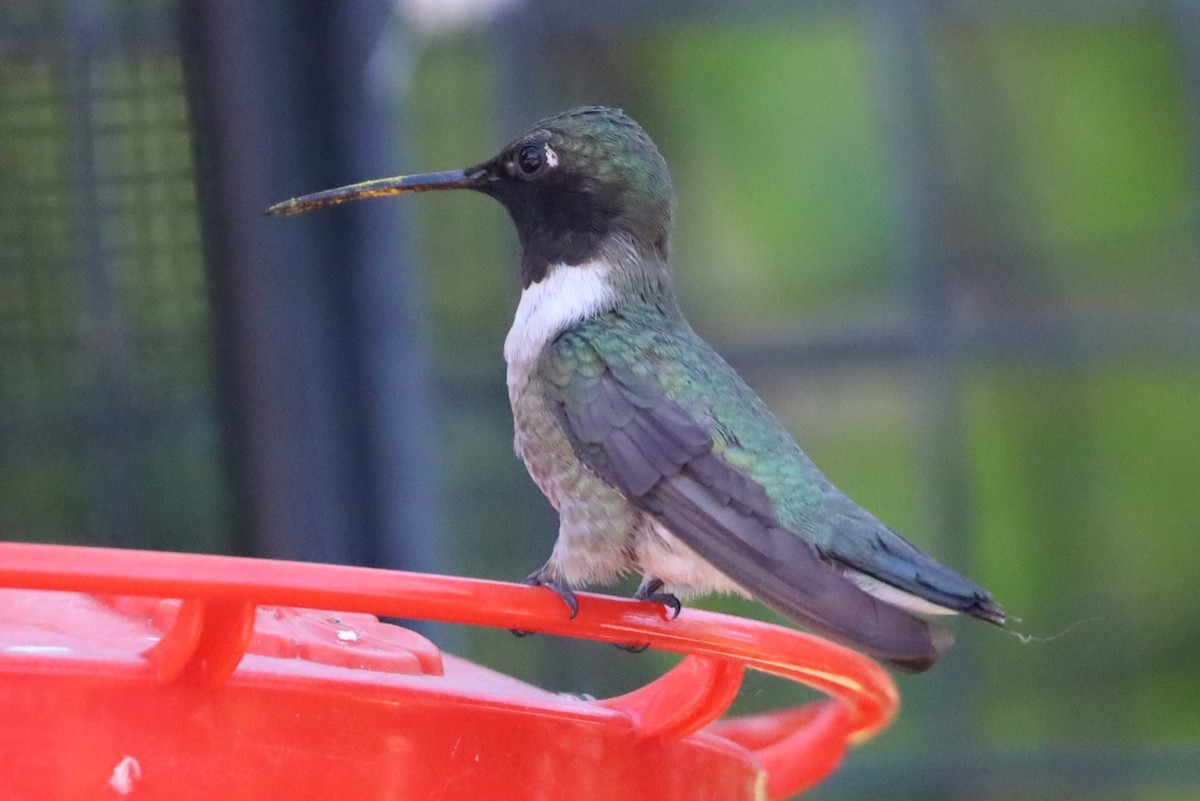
[0,1,227,550]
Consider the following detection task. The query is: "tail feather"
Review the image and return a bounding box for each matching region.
[820,509,1006,625]
[648,472,951,672]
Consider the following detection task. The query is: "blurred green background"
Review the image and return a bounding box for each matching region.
[2,1,1199,799]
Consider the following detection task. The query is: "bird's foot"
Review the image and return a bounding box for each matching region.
[634,577,682,620]
[615,577,682,652]
[525,570,579,619]
[511,569,579,637]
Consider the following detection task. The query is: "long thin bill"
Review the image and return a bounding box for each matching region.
[266,168,484,217]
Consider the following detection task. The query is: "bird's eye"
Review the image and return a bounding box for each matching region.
[517,143,547,175]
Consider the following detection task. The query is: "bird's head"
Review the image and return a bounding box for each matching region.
[269,106,674,289]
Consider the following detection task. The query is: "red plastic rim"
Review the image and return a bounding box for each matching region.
[0,542,898,798]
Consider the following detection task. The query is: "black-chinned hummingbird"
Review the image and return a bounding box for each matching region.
[269,106,1004,671]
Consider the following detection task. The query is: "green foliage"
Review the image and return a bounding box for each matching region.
[980,26,1191,254]
[969,366,1200,745]
[409,38,516,366]
[0,450,88,543]
[635,22,901,335]
[937,22,1198,303]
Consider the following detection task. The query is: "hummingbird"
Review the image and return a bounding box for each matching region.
[269,106,1004,671]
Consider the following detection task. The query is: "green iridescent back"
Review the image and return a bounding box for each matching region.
[543,301,842,536]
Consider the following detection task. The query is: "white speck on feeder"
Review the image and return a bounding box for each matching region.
[108,756,142,795]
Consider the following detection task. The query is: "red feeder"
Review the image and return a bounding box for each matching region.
[0,543,898,800]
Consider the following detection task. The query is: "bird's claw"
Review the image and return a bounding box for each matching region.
[510,571,579,637]
[634,577,682,620]
[643,592,682,620]
[523,571,579,619]
[614,578,682,652]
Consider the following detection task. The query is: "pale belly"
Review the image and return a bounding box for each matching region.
[507,356,639,587]
[506,356,745,598]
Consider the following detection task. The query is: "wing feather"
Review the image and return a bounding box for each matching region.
[543,333,946,671]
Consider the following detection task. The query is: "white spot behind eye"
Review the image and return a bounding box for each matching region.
[544,145,559,169]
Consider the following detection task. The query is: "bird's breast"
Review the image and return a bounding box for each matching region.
[505,356,574,506]
[502,260,618,367]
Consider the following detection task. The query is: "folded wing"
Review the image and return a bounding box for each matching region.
[542,328,948,671]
